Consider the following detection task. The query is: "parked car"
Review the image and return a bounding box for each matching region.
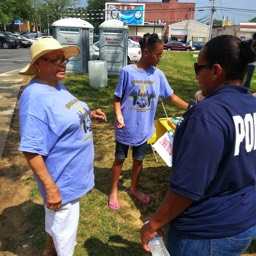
[163,41,195,51]
[24,32,38,40]
[6,32,32,48]
[128,36,143,43]
[23,35,36,44]
[1,31,21,48]
[0,31,20,49]
[93,35,99,43]
[127,39,141,63]
[92,40,141,63]
[192,42,205,50]
[35,35,53,41]
[185,42,204,50]
[91,41,99,60]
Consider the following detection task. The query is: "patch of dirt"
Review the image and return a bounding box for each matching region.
[0,102,43,255]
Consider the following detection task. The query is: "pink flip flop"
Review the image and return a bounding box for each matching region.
[108,199,120,211]
[130,193,151,205]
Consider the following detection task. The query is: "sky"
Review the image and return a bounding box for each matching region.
[178,0,256,25]
[82,0,256,25]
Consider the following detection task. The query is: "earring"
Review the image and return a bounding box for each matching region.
[38,67,41,73]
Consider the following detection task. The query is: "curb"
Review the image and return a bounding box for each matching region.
[0,71,23,160]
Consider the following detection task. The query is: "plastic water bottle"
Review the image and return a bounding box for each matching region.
[148,234,170,256]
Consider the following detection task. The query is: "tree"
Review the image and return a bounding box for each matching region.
[86,0,112,34]
[0,1,10,27]
[0,0,34,31]
[35,0,75,33]
[249,17,256,23]
[0,0,80,33]
[213,19,222,26]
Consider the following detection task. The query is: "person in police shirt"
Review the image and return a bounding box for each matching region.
[141,35,256,256]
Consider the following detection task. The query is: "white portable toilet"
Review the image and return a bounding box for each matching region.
[51,18,94,73]
[99,20,128,75]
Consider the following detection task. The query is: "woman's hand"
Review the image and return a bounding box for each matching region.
[45,183,62,211]
[140,221,159,252]
[22,152,62,211]
[90,108,107,121]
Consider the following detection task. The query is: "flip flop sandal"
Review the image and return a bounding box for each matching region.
[108,199,120,211]
[130,193,151,205]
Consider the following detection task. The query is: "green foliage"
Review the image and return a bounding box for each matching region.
[0,0,76,33]
[249,17,256,23]
[0,0,33,24]
[86,0,111,33]
[87,0,108,10]
[35,0,74,33]
[213,19,222,26]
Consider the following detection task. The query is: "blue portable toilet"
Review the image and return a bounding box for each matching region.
[51,18,94,73]
[99,20,128,75]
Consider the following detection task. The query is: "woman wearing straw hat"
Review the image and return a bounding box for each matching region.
[18,37,107,256]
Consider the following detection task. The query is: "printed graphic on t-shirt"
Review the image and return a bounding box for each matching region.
[65,98,93,140]
[77,104,92,134]
[129,79,156,110]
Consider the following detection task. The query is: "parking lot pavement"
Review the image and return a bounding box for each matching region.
[0,70,23,159]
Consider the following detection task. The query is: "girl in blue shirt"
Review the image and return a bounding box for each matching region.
[108,33,188,211]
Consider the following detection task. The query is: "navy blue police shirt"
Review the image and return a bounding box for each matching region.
[169,85,256,238]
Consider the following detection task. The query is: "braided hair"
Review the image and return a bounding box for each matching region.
[139,33,162,52]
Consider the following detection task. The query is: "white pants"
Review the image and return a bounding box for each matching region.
[45,199,80,256]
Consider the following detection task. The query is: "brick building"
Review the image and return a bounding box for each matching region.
[143,0,195,25]
[116,0,196,40]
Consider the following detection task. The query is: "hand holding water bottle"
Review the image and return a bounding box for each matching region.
[141,221,170,256]
[148,234,170,256]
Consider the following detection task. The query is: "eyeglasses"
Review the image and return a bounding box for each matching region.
[194,63,213,75]
[41,57,69,66]
[149,51,163,58]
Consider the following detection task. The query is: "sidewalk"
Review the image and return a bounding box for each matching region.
[0,70,23,160]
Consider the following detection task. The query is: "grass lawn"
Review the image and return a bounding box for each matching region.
[26,51,256,255]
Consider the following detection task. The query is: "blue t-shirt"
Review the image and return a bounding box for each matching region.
[114,64,173,146]
[169,85,256,238]
[19,79,95,204]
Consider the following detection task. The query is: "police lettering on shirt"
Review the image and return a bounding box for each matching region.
[233,113,256,156]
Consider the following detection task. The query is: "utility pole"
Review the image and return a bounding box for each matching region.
[208,0,215,41]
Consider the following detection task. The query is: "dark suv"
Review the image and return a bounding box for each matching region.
[0,31,20,49]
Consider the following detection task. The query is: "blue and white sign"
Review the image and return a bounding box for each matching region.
[105,3,145,25]
[14,20,22,25]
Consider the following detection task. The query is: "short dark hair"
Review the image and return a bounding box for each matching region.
[253,32,256,40]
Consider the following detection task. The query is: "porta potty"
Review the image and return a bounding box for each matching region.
[51,18,94,73]
[99,20,128,75]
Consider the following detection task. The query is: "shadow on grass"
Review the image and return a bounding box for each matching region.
[84,235,148,256]
[0,200,45,256]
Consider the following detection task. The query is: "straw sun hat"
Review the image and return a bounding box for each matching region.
[19,37,81,75]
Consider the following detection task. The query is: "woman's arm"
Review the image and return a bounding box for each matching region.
[140,190,193,252]
[23,152,62,211]
[90,108,107,121]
